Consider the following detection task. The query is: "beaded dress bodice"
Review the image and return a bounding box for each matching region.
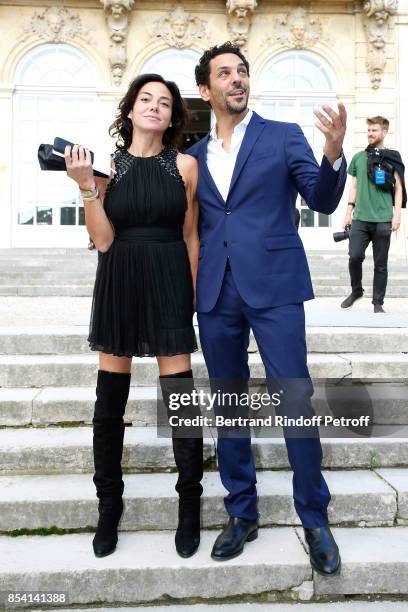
[103,146,186,232]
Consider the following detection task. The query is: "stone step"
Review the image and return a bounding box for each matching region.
[1,326,408,355]
[2,271,408,283]
[0,261,375,269]
[0,285,94,297]
[2,284,408,297]
[1,353,407,388]
[0,326,255,355]
[0,469,400,532]
[27,605,408,612]
[314,287,408,297]
[2,383,408,428]
[1,427,407,473]
[314,277,408,286]
[2,278,408,291]
[0,353,356,388]
[0,271,97,281]
[0,247,403,258]
[0,257,404,269]
[0,527,407,603]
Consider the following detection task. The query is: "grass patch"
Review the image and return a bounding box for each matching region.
[2,526,94,537]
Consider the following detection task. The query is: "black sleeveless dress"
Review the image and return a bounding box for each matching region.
[87,146,198,358]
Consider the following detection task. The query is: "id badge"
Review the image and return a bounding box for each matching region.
[375,167,385,185]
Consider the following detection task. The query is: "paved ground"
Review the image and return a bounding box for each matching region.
[0,296,407,327]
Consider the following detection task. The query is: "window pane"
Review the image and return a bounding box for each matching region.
[261,51,336,93]
[318,213,330,227]
[18,210,34,225]
[60,207,76,225]
[36,206,52,225]
[78,207,85,225]
[16,44,97,87]
[301,209,314,227]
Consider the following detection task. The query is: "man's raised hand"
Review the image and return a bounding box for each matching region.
[314,101,347,166]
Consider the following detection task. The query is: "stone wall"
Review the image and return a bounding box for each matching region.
[0,0,406,254]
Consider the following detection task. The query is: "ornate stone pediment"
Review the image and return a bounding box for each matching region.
[268,7,322,50]
[24,6,84,43]
[152,6,208,49]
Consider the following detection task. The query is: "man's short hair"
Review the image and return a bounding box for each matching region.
[366,116,389,130]
[195,41,250,87]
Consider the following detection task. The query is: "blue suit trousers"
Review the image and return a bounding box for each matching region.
[197,268,331,528]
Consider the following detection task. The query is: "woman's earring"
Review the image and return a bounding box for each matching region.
[169,122,173,127]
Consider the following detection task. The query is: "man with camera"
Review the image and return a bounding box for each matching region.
[341,116,405,313]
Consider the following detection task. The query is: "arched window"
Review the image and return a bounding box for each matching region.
[256,51,338,229]
[139,48,211,148]
[15,44,96,87]
[13,44,99,246]
[139,48,201,97]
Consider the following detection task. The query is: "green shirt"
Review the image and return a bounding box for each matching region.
[348,151,393,222]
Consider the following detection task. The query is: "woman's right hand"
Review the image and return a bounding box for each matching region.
[64,144,95,190]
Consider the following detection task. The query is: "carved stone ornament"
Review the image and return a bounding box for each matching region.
[24,6,83,43]
[363,0,398,89]
[226,0,257,48]
[364,0,398,25]
[270,7,322,50]
[152,6,207,49]
[102,0,135,86]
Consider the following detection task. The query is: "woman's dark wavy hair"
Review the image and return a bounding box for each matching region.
[109,73,189,150]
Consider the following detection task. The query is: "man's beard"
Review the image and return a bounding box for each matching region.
[225,93,248,115]
[368,137,383,147]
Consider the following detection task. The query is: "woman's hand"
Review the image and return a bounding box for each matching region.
[64,144,95,190]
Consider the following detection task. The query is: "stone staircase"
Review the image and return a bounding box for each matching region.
[1,246,408,608]
[1,315,408,607]
[1,248,408,297]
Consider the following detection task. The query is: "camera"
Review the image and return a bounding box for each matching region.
[333,224,351,243]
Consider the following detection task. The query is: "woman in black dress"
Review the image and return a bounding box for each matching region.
[64,74,202,559]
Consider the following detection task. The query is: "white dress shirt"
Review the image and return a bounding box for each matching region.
[206,108,342,201]
[207,109,253,202]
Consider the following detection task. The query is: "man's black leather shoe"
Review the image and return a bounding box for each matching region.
[211,517,258,561]
[304,526,341,576]
[341,291,364,309]
[374,304,385,313]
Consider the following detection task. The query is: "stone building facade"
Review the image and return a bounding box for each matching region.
[0,0,407,255]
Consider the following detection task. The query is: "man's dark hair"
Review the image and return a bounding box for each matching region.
[109,73,188,150]
[195,41,250,87]
[367,116,389,130]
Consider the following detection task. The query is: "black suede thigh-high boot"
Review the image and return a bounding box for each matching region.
[92,369,131,557]
[159,369,203,558]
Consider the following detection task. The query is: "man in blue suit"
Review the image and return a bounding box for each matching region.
[187,42,347,575]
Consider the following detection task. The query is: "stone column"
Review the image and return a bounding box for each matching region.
[0,84,14,248]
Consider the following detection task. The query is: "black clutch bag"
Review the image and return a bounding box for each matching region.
[37,137,109,178]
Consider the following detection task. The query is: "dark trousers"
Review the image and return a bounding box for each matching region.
[197,269,331,528]
[348,219,392,305]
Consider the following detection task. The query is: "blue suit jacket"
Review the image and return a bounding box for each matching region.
[187,111,347,313]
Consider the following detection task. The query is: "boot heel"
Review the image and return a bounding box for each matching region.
[246,529,258,542]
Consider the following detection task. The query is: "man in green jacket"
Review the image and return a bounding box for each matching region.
[341,116,404,313]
